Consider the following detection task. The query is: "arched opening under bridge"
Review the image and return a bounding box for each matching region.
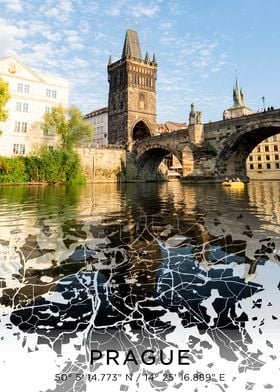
[132,121,151,141]
[216,125,280,180]
[136,146,183,181]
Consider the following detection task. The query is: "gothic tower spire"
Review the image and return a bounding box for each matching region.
[121,29,142,59]
[223,77,252,119]
[233,77,245,107]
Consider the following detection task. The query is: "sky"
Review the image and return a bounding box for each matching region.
[0,0,279,123]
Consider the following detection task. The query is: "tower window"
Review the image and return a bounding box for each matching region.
[139,93,145,110]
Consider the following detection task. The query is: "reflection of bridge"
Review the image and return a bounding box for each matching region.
[131,109,280,181]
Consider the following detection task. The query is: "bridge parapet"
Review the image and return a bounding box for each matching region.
[204,108,280,133]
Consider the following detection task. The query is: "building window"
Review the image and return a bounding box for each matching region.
[13,144,19,154]
[276,163,280,169]
[52,90,57,98]
[258,163,262,169]
[20,144,25,154]
[257,155,262,161]
[249,164,254,170]
[48,146,54,151]
[14,121,21,132]
[21,122,27,133]
[46,89,51,97]
[256,146,261,152]
[275,154,279,161]
[265,145,269,152]
[139,93,145,110]
[13,144,25,155]
[24,84,30,93]
[16,102,29,112]
[274,145,278,151]
[44,126,55,136]
[266,163,271,169]
[17,83,23,92]
[266,155,270,160]
[14,121,27,133]
[45,106,51,113]
[249,156,253,161]
[272,135,277,142]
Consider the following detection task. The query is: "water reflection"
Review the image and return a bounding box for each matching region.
[0,181,279,391]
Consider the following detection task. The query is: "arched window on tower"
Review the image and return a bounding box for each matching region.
[139,93,146,110]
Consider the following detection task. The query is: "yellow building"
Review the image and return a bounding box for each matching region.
[246,134,280,180]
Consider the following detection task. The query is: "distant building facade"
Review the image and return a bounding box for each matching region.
[0,56,68,156]
[107,29,157,146]
[84,106,108,146]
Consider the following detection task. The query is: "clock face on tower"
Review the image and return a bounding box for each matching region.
[8,63,16,74]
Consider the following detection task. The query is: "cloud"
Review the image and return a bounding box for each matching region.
[0,0,23,13]
[65,30,85,50]
[38,0,74,23]
[0,19,26,56]
[105,0,128,16]
[129,2,160,18]
[105,0,159,18]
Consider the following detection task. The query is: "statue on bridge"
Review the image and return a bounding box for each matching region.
[188,103,204,145]
[189,103,202,125]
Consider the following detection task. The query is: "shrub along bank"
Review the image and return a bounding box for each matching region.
[0,147,84,184]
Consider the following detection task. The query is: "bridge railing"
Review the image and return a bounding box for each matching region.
[204,108,280,132]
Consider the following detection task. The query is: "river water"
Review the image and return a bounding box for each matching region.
[0,181,279,392]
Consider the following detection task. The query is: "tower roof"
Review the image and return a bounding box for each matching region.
[232,77,245,108]
[121,29,142,60]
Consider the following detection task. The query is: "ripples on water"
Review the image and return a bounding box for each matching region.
[0,181,279,392]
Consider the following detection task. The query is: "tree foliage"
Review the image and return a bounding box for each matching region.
[42,105,94,150]
[0,148,85,184]
[25,147,85,184]
[0,77,11,134]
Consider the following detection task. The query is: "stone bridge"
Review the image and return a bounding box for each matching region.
[131,109,280,181]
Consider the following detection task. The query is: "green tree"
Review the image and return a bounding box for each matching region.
[42,105,94,150]
[0,77,11,134]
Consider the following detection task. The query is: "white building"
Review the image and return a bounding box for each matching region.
[0,56,69,156]
[84,107,108,146]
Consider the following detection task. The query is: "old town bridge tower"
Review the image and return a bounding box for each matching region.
[107,29,157,145]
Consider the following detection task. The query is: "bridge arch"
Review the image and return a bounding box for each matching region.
[136,144,183,180]
[132,119,151,141]
[216,121,280,179]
